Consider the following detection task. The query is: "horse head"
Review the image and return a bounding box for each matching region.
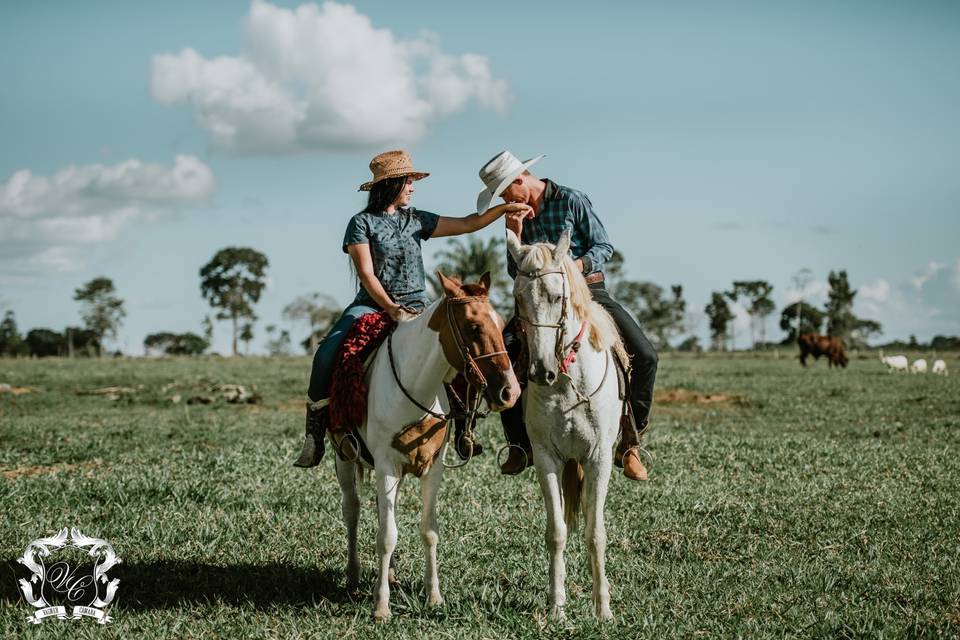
[506,228,583,386]
[430,271,520,411]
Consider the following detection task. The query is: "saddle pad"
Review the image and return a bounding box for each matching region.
[329,311,396,433]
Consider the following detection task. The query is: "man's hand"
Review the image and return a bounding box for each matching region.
[505,206,532,236]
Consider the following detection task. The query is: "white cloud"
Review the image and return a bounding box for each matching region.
[911,261,945,290]
[0,155,215,276]
[854,259,960,342]
[859,278,890,303]
[150,0,510,153]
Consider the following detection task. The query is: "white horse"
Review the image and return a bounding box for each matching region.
[506,229,627,620]
[332,273,519,621]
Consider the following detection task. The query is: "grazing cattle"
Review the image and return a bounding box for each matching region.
[911,358,928,374]
[879,350,909,373]
[798,333,848,368]
[932,359,948,376]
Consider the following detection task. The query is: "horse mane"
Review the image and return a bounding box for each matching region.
[516,244,625,359]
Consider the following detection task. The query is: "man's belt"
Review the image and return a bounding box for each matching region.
[584,272,605,285]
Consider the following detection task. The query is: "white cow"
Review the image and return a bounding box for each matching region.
[911,358,928,374]
[879,350,909,373]
[932,359,948,376]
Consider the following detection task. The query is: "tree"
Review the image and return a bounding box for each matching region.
[613,281,686,350]
[428,236,512,316]
[605,250,686,349]
[64,327,100,357]
[199,247,269,356]
[73,277,125,357]
[144,332,208,356]
[283,293,341,354]
[25,329,64,357]
[825,270,857,342]
[726,281,775,349]
[779,302,826,342]
[850,319,883,348]
[265,324,292,356]
[0,310,25,357]
[675,336,701,353]
[201,315,214,345]
[705,292,734,351]
[240,323,254,355]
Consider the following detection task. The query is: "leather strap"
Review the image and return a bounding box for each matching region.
[584,272,605,285]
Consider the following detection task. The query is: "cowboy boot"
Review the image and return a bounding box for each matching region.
[499,402,532,475]
[293,402,327,468]
[615,414,649,481]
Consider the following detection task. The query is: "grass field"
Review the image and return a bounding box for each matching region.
[1,352,959,638]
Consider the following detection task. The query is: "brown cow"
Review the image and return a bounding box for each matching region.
[798,333,848,368]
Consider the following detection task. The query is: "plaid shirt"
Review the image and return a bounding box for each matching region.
[507,179,614,279]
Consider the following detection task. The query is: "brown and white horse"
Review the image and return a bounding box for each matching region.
[332,272,519,621]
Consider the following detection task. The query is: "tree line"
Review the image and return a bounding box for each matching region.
[0,241,952,358]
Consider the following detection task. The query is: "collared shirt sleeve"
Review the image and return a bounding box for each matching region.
[413,208,440,240]
[572,193,613,274]
[342,213,369,253]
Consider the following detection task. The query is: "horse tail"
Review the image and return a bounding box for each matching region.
[562,459,584,532]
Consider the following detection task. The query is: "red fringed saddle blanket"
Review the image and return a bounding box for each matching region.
[329,311,396,434]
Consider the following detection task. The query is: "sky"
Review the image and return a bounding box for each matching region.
[1,0,958,354]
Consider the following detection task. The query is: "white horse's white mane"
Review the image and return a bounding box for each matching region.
[515,242,625,358]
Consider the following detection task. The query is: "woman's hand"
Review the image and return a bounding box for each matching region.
[386,304,406,322]
[500,202,534,218]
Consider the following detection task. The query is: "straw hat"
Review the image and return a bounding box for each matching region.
[476,150,545,213]
[358,150,430,191]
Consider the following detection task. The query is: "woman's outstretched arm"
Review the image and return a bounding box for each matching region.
[432,202,532,238]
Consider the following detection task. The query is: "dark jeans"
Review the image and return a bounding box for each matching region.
[306,293,428,403]
[500,281,659,449]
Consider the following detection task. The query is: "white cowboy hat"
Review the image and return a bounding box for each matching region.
[476,150,545,213]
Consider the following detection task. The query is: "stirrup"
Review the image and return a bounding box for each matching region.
[331,431,361,463]
[496,443,530,470]
[620,444,654,471]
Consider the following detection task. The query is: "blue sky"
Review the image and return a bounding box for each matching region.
[2,0,958,354]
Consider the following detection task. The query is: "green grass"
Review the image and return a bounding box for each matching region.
[1,352,959,638]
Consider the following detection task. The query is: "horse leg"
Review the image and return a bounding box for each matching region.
[335,457,361,588]
[534,454,568,619]
[419,455,445,606]
[373,466,402,621]
[582,458,614,620]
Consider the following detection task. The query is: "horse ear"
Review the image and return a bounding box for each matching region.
[478,271,491,292]
[505,230,523,263]
[437,271,462,298]
[553,228,572,263]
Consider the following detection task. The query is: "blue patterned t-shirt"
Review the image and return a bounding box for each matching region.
[342,207,440,307]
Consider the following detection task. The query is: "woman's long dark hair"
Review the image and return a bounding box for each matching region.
[362,176,408,213]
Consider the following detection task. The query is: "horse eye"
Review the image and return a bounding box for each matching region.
[470,324,482,335]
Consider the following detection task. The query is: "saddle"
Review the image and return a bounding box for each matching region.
[328,311,396,435]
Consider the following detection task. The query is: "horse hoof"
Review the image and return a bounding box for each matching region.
[597,607,613,621]
[372,607,392,622]
[427,592,443,606]
[345,566,360,589]
[549,605,565,620]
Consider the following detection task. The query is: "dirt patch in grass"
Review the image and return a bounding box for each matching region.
[2,458,104,480]
[655,388,748,407]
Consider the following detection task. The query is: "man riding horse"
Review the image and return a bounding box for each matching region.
[476,151,658,481]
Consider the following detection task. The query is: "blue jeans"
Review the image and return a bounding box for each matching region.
[306,294,429,402]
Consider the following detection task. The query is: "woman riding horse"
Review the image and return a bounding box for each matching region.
[294,150,532,466]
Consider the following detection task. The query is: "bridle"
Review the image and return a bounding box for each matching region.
[514,268,588,375]
[386,294,508,468]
